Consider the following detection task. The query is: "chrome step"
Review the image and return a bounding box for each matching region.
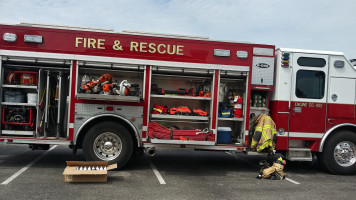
[287,148,312,162]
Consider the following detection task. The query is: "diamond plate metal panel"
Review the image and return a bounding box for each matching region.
[251,56,274,85]
[74,103,143,143]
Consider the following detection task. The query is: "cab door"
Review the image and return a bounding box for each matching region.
[289,53,328,140]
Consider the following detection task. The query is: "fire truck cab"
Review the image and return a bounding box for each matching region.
[271,48,356,174]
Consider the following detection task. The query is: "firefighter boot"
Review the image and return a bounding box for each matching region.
[261,166,276,179]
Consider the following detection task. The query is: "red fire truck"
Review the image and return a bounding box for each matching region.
[1,23,355,174]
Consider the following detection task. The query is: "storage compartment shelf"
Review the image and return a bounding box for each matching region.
[151,114,209,121]
[150,138,215,145]
[2,84,37,89]
[218,117,244,121]
[151,94,211,101]
[1,102,37,106]
[1,130,34,136]
[76,93,140,102]
[250,107,269,111]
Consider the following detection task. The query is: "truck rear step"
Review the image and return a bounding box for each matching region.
[287,148,312,161]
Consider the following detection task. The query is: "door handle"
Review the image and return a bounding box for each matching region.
[293,107,302,113]
[328,118,335,124]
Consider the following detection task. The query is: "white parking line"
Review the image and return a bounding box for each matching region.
[148,159,166,185]
[1,145,57,185]
[285,178,300,185]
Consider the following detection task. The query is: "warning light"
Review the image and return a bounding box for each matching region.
[3,33,17,42]
[24,35,43,43]
[281,52,290,67]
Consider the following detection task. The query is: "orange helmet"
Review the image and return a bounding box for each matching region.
[99,74,112,83]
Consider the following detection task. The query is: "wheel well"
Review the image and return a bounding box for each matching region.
[75,116,139,149]
[320,125,356,152]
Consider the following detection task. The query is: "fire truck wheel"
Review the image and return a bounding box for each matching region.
[319,131,356,175]
[83,122,133,167]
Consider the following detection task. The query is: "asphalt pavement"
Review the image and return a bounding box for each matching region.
[0,143,355,200]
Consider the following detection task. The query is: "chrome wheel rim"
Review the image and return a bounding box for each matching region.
[93,132,122,161]
[334,141,356,167]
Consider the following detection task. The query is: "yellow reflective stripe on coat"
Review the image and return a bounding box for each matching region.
[257,141,269,152]
[153,108,162,113]
[251,140,257,147]
[255,127,262,132]
[257,140,275,152]
[261,127,270,140]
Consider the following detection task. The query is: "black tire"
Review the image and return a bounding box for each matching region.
[318,130,356,175]
[82,121,134,168]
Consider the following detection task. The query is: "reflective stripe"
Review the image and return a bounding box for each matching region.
[251,140,257,147]
[261,127,269,140]
[257,142,269,152]
[153,108,162,113]
[257,139,275,152]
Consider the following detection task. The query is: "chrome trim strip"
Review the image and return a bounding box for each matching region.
[277,112,289,114]
[10,139,71,145]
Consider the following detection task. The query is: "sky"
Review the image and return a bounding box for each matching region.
[1,0,356,58]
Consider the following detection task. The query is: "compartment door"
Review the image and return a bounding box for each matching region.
[327,77,355,129]
[251,56,274,86]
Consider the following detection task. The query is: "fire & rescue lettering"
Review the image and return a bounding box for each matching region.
[130,41,184,55]
[75,37,105,49]
[75,37,184,55]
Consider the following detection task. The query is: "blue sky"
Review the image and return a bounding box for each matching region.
[1,0,355,58]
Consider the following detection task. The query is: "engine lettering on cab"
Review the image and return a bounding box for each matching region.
[316,103,323,108]
[295,102,307,107]
[295,102,323,108]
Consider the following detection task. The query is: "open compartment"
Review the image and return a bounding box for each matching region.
[37,70,70,138]
[0,59,70,138]
[249,90,270,122]
[0,65,39,136]
[217,71,248,145]
[150,70,213,119]
[76,64,144,102]
[149,68,215,144]
[250,90,269,109]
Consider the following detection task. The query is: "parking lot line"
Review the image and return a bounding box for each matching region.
[285,178,300,185]
[1,145,57,185]
[148,159,166,185]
